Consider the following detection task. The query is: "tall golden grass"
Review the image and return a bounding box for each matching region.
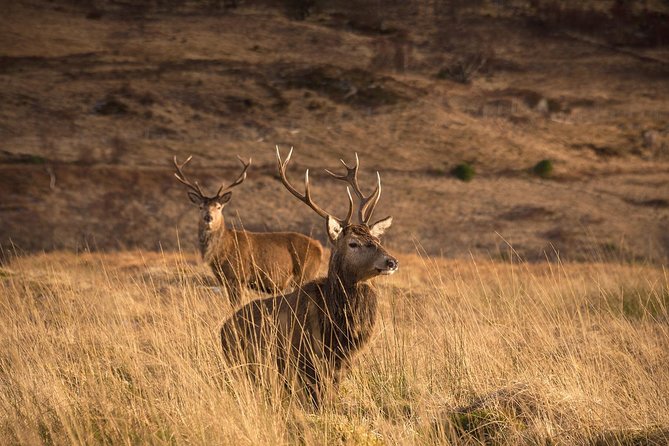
[1,250,668,445]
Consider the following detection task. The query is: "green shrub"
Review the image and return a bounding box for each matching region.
[533,159,553,178]
[452,163,475,182]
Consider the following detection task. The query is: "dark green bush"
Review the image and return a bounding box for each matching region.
[533,159,553,178]
[452,163,475,182]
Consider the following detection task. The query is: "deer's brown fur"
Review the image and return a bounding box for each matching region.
[174,155,323,305]
[220,149,398,406]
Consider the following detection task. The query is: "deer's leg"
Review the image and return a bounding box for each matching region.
[306,356,344,406]
[332,359,349,388]
[211,265,238,304]
[219,261,245,306]
[297,354,325,409]
[211,262,226,287]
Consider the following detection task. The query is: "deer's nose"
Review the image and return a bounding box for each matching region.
[204,214,213,223]
[386,258,398,271]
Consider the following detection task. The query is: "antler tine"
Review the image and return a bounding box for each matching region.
[343,187,354,226]
[173,155,206,197]
[325,152,381,225]
[276,146,352,225]
[360,171,382,224]
[216,155,252,197]
[276,146,327,219]
[325,153,359,185]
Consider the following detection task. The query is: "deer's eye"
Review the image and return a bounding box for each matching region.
[348,241,359,248]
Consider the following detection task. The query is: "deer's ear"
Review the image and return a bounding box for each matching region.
[216,192,232,205]
[326,216,343,242]
[188,192,203,204]
[369,216,392,237]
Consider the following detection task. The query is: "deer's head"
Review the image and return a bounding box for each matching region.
[173,155,251,231]
[277,147,398,282]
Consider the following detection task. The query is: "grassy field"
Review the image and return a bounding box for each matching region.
[1,250,668,445]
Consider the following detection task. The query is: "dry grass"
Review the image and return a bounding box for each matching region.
[1,250,668,445]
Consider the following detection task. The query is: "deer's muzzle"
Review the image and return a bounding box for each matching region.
[376,256,399,275]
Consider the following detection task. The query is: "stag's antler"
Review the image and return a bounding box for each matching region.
[215,155,252,197]
[325,153,381,225]
[276,146,353,227]
[174,155,251,198]
[173,155,206,198]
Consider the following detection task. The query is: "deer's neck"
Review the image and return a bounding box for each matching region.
[323,253,378,359]
[198,219,227,261]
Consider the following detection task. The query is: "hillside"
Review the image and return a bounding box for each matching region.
[1,0,669,261]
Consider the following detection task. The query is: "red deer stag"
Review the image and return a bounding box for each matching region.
[173,155,323,305]
[220,148,398,407]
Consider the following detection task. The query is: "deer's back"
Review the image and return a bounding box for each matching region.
[220,280,327,364]
[244,230,322,282]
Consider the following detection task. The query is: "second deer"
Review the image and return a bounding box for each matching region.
[173,155,323,305]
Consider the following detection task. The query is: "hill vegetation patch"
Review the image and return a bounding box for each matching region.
[279,65,408,109]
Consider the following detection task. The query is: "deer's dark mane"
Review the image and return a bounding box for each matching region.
[198,219,225,260]
[321,226,379,363]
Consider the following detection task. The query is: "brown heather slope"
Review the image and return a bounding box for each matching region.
[1,0,668,261]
